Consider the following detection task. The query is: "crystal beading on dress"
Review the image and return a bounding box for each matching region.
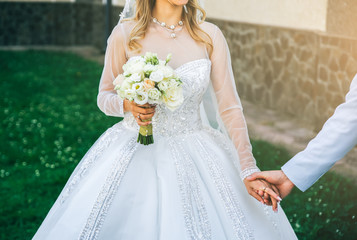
[169,138,211,240]
[79,137,138,240]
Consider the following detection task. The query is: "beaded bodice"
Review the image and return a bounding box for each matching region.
[98,21,260,180]
[122,59,211,137]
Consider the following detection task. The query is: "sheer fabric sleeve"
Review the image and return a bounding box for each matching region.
[210,26,260,180]
[97,24,127,117]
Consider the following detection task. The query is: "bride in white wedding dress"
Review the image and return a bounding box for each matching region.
[33,0,297,239]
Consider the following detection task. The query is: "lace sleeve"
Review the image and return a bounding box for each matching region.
[210,26,260,180]
[97,24,127,117]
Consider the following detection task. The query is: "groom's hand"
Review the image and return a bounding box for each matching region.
[246,170,295,199]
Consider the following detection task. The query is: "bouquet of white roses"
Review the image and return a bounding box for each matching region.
[113,52,184,145]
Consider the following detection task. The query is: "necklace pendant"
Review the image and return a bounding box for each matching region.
[170,33,176,38]
[170,25,175,30]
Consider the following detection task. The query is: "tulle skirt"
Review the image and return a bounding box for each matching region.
[33,122,297,240]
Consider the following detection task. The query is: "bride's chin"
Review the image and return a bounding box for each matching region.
[167,0,189,6]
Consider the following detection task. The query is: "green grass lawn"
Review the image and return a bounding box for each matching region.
[0,50,356,240]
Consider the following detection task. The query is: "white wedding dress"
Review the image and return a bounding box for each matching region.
[33,20,297,240]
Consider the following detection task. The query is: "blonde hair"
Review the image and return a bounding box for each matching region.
[128,0,213,55]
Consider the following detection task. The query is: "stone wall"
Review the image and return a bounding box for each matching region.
[211,19,357,130]
[0,2,123,49]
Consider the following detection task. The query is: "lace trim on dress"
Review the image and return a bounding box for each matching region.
[240,167,261,181]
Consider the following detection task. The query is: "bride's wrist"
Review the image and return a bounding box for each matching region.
[240,167,260,181]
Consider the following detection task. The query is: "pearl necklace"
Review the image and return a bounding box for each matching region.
[152,17,184,38]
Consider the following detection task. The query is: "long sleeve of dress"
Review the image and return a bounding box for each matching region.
[282,74,357,191]
[210,26,260,180]
[97,24,127,117]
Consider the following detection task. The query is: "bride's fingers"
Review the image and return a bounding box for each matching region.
[263,192,270,204]
[270,193,278,212]
[135,115,152,126]
[249,190,265,204]
[261,186,282,202]
[271,185,281,212]
[132,105,156,114]
[264,197,273,206]
[139,112,155,120]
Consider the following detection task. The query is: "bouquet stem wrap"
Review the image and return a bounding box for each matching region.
[137,119,153,145]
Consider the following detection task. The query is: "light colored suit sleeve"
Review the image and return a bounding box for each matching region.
[281,74,357,192]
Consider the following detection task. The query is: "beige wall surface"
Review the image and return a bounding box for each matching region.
[205,0,328,32]
[326,0,357,38]
[112,0,124,6]
[113,0,329,32]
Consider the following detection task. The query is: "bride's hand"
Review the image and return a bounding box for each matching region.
[243,178,281,212]
[124,99,156,126]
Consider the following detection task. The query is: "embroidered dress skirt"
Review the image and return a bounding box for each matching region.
[33,122,297,240]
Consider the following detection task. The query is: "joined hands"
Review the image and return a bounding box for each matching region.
[244,170,295,211]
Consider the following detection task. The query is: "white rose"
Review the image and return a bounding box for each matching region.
[168,78,180,88]
[163,88,184,111]
[149,70,164,82]
[148,88,161,101]
[124,89,136,101]
[144,64,157,73]
[122,58,137,73]
[134,91,149,105]
[158,65,174,78]
[132,82,144,92]
[113,74,125,86]
[129,61,145,75]
[129,73,142,83]
[120,80,132,91]
[157,80,169,92]
[119,81,133,98]
[117,89,124,98]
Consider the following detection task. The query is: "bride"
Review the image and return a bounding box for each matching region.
[33,0,297,239]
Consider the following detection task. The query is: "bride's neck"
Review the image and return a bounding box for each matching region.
[152,0,183,25]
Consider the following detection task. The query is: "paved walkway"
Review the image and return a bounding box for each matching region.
[243,100,357,183]
[3,45,355,183]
